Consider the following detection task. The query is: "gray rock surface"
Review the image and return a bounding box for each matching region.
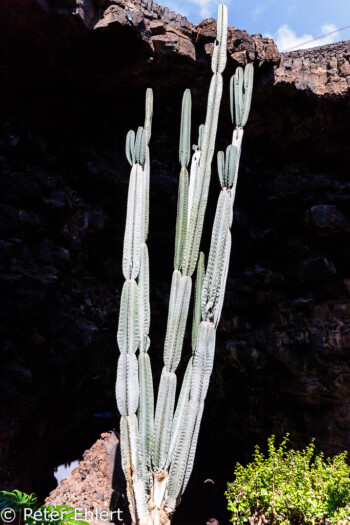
[276,40,350,95]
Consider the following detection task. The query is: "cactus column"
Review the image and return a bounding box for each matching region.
[116,91,154,525]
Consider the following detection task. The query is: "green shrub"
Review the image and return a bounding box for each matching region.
[225,435,350,525]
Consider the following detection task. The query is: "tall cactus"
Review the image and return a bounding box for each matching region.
[115,5,254,524]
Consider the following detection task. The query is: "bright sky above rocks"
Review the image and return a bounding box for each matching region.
[166,0,350,52]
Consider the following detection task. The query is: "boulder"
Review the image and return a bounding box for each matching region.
[45,432,128,525]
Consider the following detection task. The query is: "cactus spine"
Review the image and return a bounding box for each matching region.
[115,5,254,524]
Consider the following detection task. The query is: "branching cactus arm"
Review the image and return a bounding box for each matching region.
[230,64,254,203]
[230,63,254,129]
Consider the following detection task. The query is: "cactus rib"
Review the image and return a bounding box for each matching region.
[192,252,205,352]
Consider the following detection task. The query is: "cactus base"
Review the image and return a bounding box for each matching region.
[147,471,172,525]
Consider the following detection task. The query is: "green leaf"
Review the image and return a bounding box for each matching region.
[0,490,38,512]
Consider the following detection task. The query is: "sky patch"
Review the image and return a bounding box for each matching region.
[165,0,350,51]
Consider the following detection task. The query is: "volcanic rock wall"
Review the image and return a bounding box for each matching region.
[0,1,349,524]
[276,40,350,95]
